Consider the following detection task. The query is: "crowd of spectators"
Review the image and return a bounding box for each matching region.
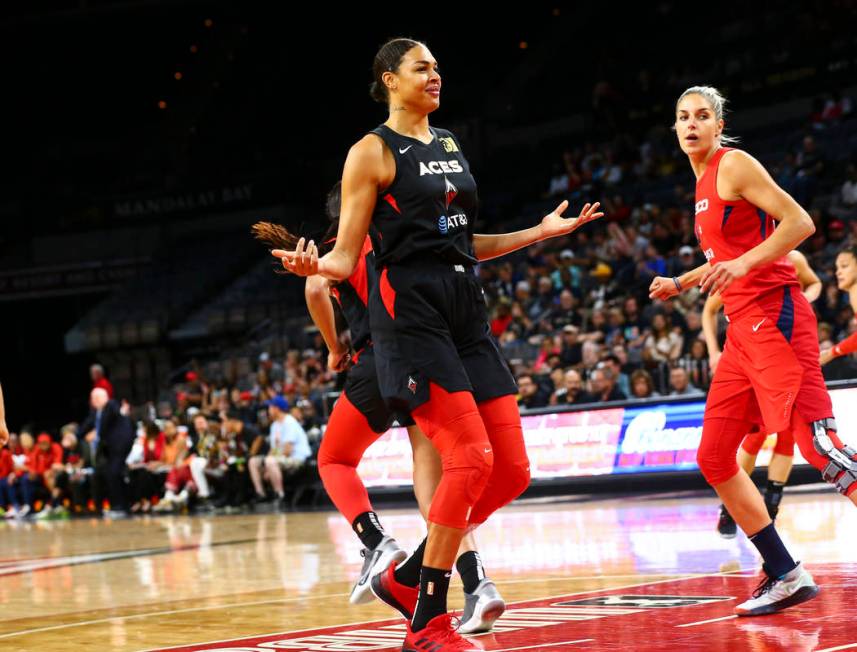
[2,90,856,520]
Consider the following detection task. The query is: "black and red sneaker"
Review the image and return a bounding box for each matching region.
[403,614,484,652]
[370,563,418,620]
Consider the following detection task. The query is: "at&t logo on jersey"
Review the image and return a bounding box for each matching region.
[695,198,709,215]
[420,160,464,176]
[438,213,468,235]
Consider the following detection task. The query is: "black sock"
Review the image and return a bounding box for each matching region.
[456,551,485,594]
[749,523,797,578]
[411,566,451,632]
[765,480,785,510]
[351,511,385,550]
[394,537,426,587]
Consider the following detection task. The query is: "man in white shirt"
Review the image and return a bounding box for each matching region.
[249,395,310,505]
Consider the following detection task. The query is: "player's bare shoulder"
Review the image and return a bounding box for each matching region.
[347,133,394,188]
[718,149,772,198]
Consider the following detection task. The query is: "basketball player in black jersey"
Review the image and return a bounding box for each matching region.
[274,38,602,651]
[257,185,505,634]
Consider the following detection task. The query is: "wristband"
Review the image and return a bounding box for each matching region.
[672,276,683,293]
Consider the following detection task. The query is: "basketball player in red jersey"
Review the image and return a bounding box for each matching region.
[0,383,8,446]
[274,38,602,650]
[820,247,857,366]
[704,250,821,537]
[651,85,857,616]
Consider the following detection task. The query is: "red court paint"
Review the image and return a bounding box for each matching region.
[150,565,854,652]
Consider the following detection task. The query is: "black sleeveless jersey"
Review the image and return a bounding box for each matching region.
[330,234,375,352]
[368,124,478,267]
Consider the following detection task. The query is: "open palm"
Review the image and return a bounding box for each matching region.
[541,201,604,240]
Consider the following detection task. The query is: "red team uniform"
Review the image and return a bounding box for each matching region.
[694,147,856,495]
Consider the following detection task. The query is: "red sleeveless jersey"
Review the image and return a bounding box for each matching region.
[694,147,798,317]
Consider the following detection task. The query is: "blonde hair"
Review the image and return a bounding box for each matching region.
[675,85,740,145]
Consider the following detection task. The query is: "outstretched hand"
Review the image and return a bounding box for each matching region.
[271,237,319,277]
[540,201,604,240]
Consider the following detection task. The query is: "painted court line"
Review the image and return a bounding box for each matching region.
[133,568,755,652]
[0,592,353,641]
[1,567,757,645]
[816,645,857,652]
[676,614,738,627]
[493,640,594,651]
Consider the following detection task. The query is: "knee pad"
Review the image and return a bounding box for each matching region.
[811,418,857,495]
[427,433,494,529]
[442,438,494,501]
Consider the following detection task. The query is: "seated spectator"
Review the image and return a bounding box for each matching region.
[128,421,166,514]
[559,325,583,367]
[550,369,595,406]
[490,299,513,337]
[19,433,63,518]
[2,433,32,519]
[249,396,310,508]
[678,340,713,391]
[602,354,631,398]
[682,311,703,354]
[643,313,683,365]
[629,369,661,400]
[517,373,550,410]
[589,366,627,403]
[668,366,705,397]
[529,276,555,320]
[37,425,81,519]
[154,419,195,512]
[188,413,216,505]
[0,434,23,517]
[212,419,251,509]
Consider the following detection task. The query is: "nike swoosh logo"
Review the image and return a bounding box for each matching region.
[484,448,492,454]
[752,319,766,332]
[357,550,381,585]
[399,145,413,154]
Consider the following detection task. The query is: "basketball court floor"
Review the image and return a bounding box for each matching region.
[1,487,854,651]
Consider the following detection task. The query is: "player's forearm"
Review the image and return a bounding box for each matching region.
[701,314,721,356]
[739,211,814,272]
[473,225,543,262]
[318,248,358,282]
[803,281,822,303]
[304,277,341,353]
[701,295,722,354]
[833,332,857,357]
[677,262,711,291]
